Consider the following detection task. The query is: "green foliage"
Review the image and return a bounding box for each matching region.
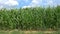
[0,6,60,30]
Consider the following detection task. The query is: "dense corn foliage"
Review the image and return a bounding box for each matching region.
[0,6,60,30]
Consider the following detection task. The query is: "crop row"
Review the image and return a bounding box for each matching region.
[0,6,60,30]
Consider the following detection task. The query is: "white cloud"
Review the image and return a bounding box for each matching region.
[5,0,19,6]
[0,0,19,8]
[46,0,53,6]
[22,6,32,8]
[29,0,42,6]
[45,0,58,6]
[22,0,42,8]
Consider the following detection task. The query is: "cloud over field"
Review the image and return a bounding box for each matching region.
[0,0,60,8]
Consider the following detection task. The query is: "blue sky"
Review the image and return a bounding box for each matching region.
[0,0,60,8]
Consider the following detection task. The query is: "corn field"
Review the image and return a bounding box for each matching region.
[0,6,60,30]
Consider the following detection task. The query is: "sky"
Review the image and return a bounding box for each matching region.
[0,0,60,8]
